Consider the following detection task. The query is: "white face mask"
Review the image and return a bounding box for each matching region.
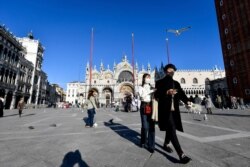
[145,78,151,84]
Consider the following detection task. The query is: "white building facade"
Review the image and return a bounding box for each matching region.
[66,56,225,106]
[18,33,48,105]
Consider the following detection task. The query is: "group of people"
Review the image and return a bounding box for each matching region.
[138,64,192,164]
[81,63,192,163]
[216,95,246,110]
[192,94,213,114]
[0,97,26,118]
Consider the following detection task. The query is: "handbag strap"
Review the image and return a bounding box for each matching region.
[89,97,96,108]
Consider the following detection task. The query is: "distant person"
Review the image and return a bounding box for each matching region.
[216,95,223,109]
[194,94,202,104]
[0,96,4,117]
[85,90,98,128]
[205,95,212,114]
[125,94,132,112]
[138,73,156,153]
[17,97,25,117]
[155,64,192,164]
[189,95,194,103]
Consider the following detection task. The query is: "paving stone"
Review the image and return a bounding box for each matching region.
[0,107,249,167]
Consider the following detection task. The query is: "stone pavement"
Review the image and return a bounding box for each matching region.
[0,106,250,167]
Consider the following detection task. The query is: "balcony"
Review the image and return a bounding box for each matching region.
[0,81,16,90]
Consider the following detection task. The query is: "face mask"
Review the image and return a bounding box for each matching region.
[145,78,151,84]
[167,71,174,77]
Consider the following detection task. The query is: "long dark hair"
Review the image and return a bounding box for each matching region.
[142,73,150,87]
[87,90,94,100]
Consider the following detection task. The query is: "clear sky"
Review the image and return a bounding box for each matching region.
[0,0,224,89]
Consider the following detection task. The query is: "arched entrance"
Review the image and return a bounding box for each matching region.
[5,91,13,109]
[102,87,113,107]
[120,84,134,97]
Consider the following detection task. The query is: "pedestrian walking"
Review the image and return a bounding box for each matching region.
[0,96,4,117]
[138,73,156,153]
[205,95,213,114]
[216,95,223,109]
[155,64,192,164]
[85,90,98,128]
[194,94,202,104]
[17,97,25,117]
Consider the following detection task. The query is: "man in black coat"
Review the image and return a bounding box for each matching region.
[155,64,191,164]
[0,96,4,117]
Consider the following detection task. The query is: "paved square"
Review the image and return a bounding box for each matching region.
[0,107,250,167]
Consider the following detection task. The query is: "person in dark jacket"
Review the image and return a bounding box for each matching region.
[0,96,4,117]
[155,64,192,164]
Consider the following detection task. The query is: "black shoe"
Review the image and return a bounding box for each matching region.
[148,148,154,153]
[179,154,192,164]
[163,145,173,153]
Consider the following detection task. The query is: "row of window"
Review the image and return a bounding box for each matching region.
[180,78,209,84]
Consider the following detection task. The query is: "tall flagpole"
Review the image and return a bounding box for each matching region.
[89,28,94,89]
[132,32,135,90]
[166,38,170,64]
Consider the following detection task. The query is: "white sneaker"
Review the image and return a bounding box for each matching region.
[93,123,98,127]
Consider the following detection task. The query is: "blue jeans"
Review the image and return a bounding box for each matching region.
[140,102,155,149]
[86,108,95,127]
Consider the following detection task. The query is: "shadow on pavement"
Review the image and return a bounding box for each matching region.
[3,113,19,117]
[104,121,141,147]
[104,121,179,163]
[155,144,179,163]
[209,113,250,117]
[20,113,36,117]
[60,149,89,167]
[4,113,36,118]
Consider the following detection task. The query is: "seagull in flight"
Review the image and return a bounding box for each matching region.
[167,26,191,36]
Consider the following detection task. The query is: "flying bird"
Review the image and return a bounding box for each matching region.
[167,26,191,36]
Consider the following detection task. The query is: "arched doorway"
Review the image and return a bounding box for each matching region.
[120,84,134,97]
[5,91,13,109]
[102,87,113,107]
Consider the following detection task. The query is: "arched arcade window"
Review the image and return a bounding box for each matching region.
[193,78,198,84]
[180,78,186,84]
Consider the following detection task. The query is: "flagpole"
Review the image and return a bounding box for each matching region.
[89,28,94,89]
[132,32,135,90]
[166,38,170,64]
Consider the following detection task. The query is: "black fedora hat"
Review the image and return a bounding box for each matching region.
[164,64,177,71]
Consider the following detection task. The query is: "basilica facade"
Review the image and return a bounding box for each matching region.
[66,55,225,106]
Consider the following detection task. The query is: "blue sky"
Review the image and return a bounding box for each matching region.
[0,0,224,89]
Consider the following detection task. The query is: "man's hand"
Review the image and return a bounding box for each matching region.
[166,89,178,95]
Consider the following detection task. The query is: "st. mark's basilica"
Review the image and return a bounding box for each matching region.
[66,55,225,106]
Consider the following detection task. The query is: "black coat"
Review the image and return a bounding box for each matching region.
[0,100,4,117]
[155,75,189,132]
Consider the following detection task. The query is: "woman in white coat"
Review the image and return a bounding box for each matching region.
[138,73,156,153]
